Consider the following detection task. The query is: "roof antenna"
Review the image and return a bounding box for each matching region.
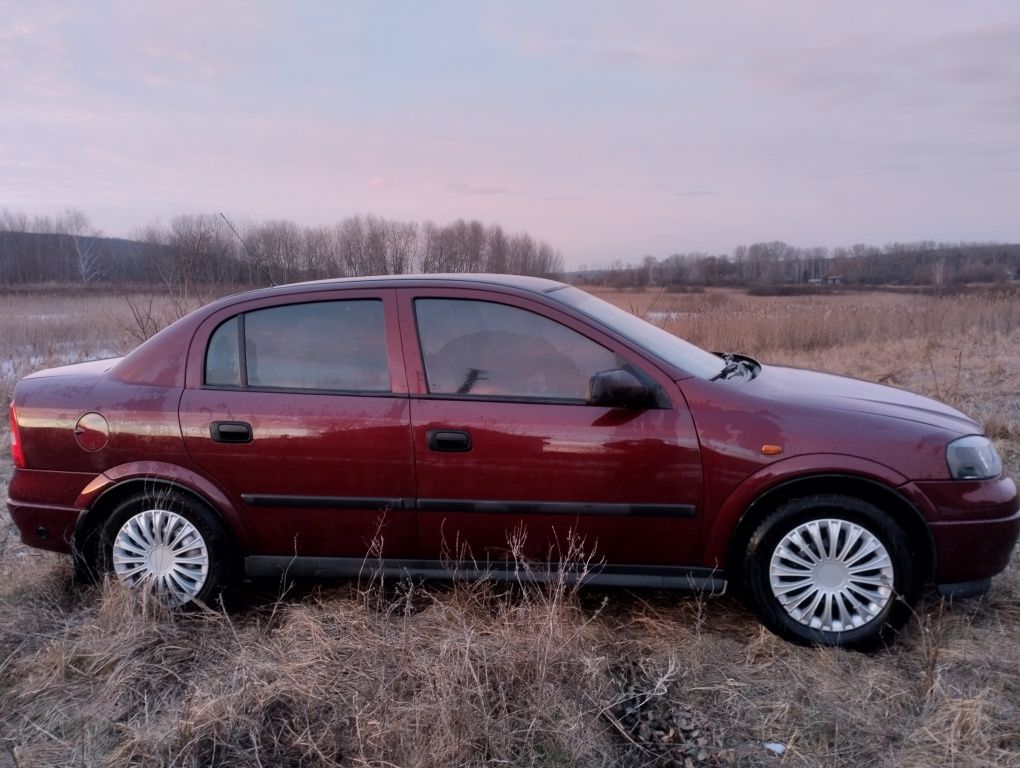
[219,212,275,286]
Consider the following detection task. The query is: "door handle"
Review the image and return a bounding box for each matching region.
[427,429,472,452]
[210,421,253,443]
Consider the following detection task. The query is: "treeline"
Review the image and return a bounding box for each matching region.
[580,241,1020,289]
[4,208,1018,291]
[0,208,564,288]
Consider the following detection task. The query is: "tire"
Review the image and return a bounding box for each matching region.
[740,494,920,649]
[97,488,236,608]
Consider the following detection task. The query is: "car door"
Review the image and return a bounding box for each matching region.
[397,287,704,567]
[179,288,417,558]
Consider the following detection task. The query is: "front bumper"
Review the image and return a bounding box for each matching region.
[908,475,1020,585]
[928,508,1020,583]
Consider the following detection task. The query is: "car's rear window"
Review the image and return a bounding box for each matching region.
[204,300,389,392]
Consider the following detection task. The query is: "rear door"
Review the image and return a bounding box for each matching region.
[397,287,704,567]
[179,288,417,558]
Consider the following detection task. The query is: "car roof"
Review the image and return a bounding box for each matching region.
[221,273,568,303]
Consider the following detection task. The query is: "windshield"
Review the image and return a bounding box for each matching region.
[549,287,727,379]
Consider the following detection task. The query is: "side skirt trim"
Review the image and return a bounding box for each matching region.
[244,555,727,593]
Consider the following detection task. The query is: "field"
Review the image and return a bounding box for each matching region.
[1,286,1019,767]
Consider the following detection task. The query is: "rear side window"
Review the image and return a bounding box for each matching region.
[204,300,389,392]
[415,298,617,400]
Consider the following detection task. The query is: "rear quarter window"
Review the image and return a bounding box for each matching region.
[205,316,241,386]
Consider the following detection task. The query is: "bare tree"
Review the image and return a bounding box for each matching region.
[385,220,417,275]
[120,215,239,342]
[55,208,106,284]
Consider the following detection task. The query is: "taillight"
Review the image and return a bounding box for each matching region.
[9,402,25,468]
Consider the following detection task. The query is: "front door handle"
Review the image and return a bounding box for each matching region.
[427,429,472,452]
[210,421,253,443]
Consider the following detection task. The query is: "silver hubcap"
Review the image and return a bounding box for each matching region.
[769,518,894,633]
[112,509,209,605]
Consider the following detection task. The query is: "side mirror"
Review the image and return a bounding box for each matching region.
[586,369,658,408]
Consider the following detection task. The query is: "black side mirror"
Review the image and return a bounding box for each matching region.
[586,369,658,408]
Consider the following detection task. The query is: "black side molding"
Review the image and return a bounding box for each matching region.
[241,495,413,510]
[416,499,696,518]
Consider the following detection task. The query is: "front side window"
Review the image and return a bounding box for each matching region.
[415,298,618,400]
[204,300,389,392]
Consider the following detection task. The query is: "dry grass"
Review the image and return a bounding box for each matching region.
[594,286,1020,438]
[1,287,1019,767]
[594,284,1020,355]
[0,291,198,411]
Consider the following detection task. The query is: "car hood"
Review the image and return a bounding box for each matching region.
[757,365,979,435]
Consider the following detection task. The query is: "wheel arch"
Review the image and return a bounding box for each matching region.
[71,465,248,580]
[722,473,936,587]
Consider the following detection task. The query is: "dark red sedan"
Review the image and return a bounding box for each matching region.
[7,275,1018,646]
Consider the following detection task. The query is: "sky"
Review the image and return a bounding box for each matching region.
[1,2,1018,267]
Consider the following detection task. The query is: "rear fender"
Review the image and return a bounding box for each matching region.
[74,460,251,549]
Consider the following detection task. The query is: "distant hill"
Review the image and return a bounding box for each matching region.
[0,230,175,285]
[0,212,566,288]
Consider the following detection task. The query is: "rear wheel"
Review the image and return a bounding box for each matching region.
[741,495,920,648]
[98,489,235,607]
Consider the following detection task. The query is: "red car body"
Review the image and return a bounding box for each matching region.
[7,275,1019,644]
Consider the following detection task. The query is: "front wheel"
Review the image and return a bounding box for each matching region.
[98,489,236,608]
[741,495,920,648]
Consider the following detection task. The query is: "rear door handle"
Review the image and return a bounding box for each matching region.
[210,421,253,443]
[427,429,472,452]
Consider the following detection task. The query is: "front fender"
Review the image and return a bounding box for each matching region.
[702,453,910,568]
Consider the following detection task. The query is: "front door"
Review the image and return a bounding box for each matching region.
[398,289,703,568]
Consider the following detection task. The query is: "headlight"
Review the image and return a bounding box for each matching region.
[946,435,1002,480]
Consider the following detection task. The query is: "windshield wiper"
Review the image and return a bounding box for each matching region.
[711,353,753,381]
